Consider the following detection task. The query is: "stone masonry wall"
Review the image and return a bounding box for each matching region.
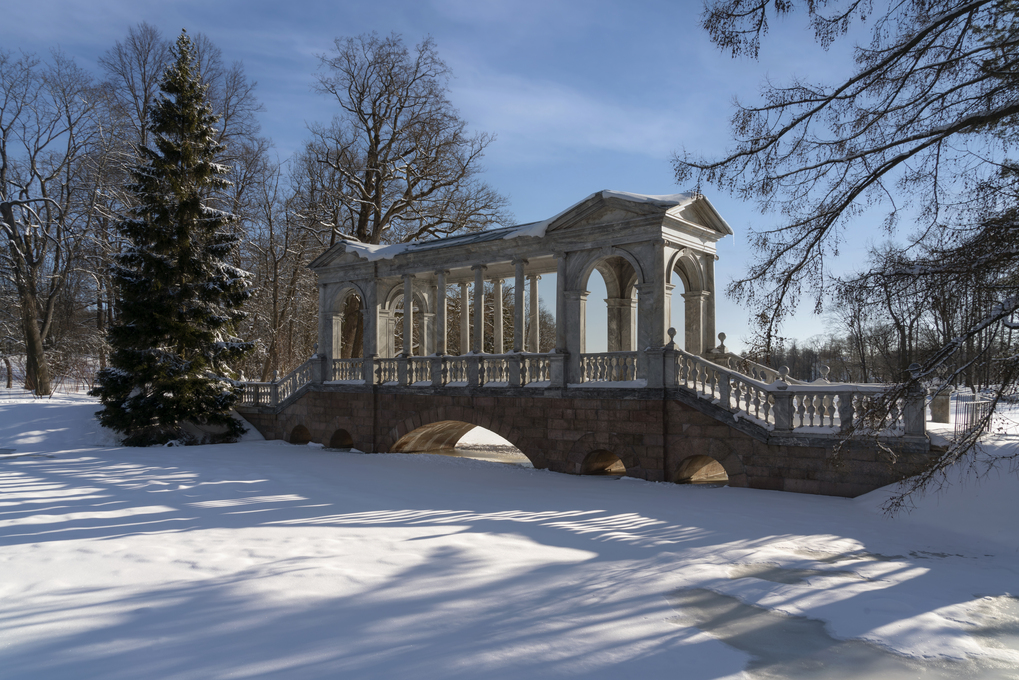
[237,385,932,498]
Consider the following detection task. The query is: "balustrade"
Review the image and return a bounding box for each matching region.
[332,358,363,381]
[521,353,550,385]
[445,356,469,384]
[580,352,637,382]
[407,357,431,385]
[376,358,399,384]
[482,355,509,384]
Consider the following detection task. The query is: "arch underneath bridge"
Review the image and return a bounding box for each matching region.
[385,406,535,465]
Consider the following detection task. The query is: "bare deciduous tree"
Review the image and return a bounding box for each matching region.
[677,0,1019,505]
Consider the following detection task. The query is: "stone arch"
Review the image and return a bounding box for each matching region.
[289,424,312,445]
[565,431,645,478]
[328,428,354,450]
[576,248,645,293]
[669,250,705,294]
[580,449,627,475]
[382,404,537,466]
[673,455,728,484]
[576,251,643,354]
[328,282,368,313]
[671,445,747,488]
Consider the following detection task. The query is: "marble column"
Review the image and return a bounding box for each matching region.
[555,254,567,352]
[528,274,540,352]
[472,264,487,353]
[492,278,504,353]
[459,282,470,355]
[683,291,710,355]
[513,259,527,352]
[434,270,448,354]
[402,274,415,356]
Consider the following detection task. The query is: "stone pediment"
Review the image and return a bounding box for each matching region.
[545,190,733,239]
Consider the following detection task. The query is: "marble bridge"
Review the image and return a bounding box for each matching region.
[236,191,932,497]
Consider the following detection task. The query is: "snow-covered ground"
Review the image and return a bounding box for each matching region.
[1,390,1017,679]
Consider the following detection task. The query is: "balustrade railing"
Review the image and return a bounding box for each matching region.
[521,353,550,384]
[671,348,922,437]
[275,360,314,404]
[332,358,363,381]
[238,348,923,440]
[580,351,638,382]
[407,357,431,384]
[482,355,509,384]
[445,356,469,384]
[376,358,399,384]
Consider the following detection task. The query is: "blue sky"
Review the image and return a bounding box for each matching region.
[4,0,883,352]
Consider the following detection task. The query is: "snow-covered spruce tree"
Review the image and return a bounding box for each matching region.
[91,31,252,446]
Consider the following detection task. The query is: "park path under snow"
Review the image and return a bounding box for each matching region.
[0,391,1018,679]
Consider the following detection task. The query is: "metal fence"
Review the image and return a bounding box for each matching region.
[954,398,992,439]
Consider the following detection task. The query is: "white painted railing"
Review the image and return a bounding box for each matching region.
[580,351,637,382]
[332,358,363,381]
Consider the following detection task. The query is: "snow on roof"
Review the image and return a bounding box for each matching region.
[336,190,701,261]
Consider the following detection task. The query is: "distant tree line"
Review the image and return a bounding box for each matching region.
[0,25,510,395]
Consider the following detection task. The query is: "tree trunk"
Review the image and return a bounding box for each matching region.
[3,356,11,389]
[19,290,52,396]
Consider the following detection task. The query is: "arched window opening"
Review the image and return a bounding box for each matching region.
[674,455,728,485]
[580,449,626,476]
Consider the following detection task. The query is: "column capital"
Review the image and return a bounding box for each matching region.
[471,263,488,272]
[527,273,542,281]
[564,289,590,301]
[681,290,711,301]
[433,269,450,277]
[492,277,505,285]
[402,273,417,280]
[512,257,529,266]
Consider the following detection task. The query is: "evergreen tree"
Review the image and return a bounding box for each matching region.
[91,31,252,446]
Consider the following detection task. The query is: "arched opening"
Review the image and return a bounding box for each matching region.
[580,449,626,476]
[673,455,729,485]
[328,428,354,450]
[391,420,532,467]
[333,290,364,359]
[670,270,685,349]
[289,425,312,445]
[582,256,639,355]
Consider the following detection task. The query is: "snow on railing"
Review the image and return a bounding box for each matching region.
[580,351,637,382]
[332,358,363,381]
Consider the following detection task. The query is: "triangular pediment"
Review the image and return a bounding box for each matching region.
[543,190,732,238]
